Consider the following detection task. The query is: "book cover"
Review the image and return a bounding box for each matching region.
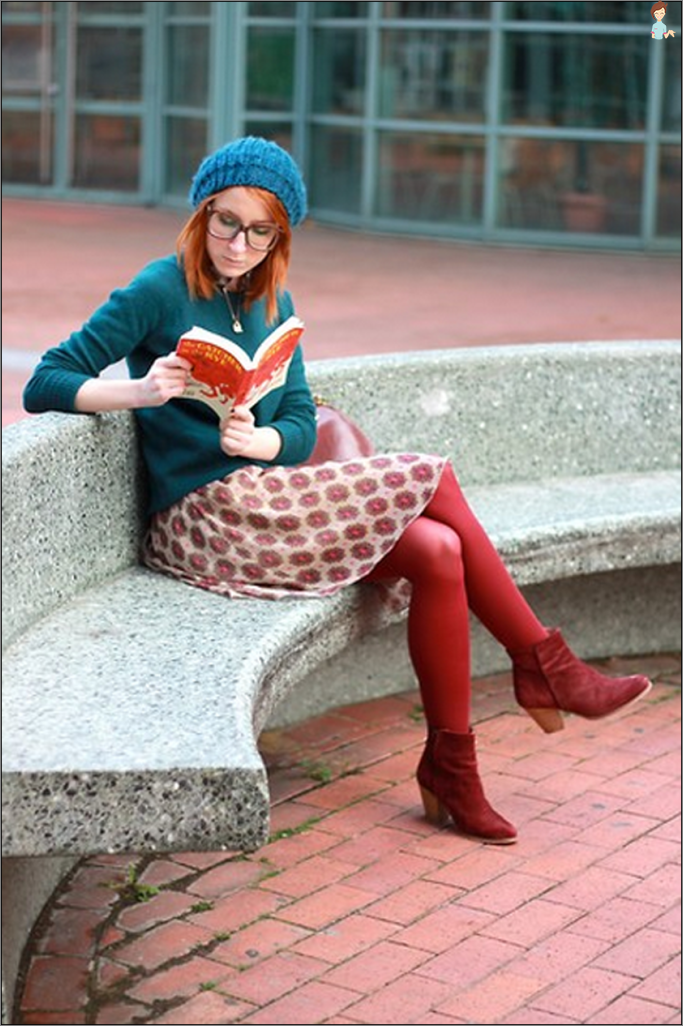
[177,314,304,418]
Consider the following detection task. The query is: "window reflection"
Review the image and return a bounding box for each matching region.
[2,109,51,184]
[382,2,489,17]
[246,27,295,111]
[378,133,484,223]
[314,3,369,17]
[312,29,366,115]
[248,2,296,14]
[662,42,682,133]
[165,117,208,196]
[244,122,293,152]
[503,32,648,130]
[73,115,140,190]
[76,27,142,102]
[506,2,645,24]
[498,139,644,234]
[380,30,487,121]
[78,2,144,13]
[309,126,363,214]
[166,25,209,108]
[658,145,682,237]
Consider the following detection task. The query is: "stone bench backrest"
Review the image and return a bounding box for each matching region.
[306,341,681,486]
[2,412,145,646]
[3,340,680,647]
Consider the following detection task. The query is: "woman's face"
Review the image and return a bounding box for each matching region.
[205,186,277,281]
[654,7,666,20]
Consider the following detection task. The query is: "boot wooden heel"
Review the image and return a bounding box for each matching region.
[418,784,449,826]
[524,706,564,733]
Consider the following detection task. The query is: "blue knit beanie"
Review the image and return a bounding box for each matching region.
[189,136,307,227]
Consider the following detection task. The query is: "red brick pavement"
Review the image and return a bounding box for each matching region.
[3,199,681,1024]
[14,657,681,1025]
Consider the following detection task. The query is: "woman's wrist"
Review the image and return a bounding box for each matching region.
[247,425,282,461]
[74,376,149,413]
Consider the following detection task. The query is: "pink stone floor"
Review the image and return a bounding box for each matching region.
[3,199,681,1025]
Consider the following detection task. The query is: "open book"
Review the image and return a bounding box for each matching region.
[176,314,304,418]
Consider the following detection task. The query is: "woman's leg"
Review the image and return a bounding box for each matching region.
[423,462,651,733]
[365,513,517,843]
[423,463,547,652]
[364,515,471,733]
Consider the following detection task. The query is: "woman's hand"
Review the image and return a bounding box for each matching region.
[139,353,192,407]
[219,405,256,456]
[219,405,282,461]
[74,352,192,413]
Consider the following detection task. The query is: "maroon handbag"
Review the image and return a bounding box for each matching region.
[305,397,374,465]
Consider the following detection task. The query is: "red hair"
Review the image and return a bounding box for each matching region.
[176,187,292,325]
[651,2,667,14]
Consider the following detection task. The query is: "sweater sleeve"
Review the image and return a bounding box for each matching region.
[23,258,173,414]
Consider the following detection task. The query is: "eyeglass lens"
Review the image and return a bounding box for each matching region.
[208,209,279,250]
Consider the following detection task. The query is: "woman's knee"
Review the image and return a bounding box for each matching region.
[405,518,465,585]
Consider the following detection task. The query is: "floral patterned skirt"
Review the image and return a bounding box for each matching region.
[142,454,447,614]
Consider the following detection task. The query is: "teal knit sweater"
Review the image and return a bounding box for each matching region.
[23,255,318,514]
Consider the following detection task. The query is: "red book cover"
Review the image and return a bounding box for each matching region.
[176,315,304,418]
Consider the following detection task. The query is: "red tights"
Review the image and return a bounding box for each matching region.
[364,463,547,733]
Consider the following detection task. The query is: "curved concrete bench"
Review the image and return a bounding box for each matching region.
[2,340,680,1012]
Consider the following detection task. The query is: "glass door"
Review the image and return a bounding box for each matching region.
[2,1,146,195]
[1,1,57,185]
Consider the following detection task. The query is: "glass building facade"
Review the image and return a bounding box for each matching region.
[2,1,681,249]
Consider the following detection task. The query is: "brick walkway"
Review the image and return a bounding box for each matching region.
[3,199,681,1024]
[15,657,681,1025]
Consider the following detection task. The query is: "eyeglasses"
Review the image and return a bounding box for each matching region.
[206,207,281,251]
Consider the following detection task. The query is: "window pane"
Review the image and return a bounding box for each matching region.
[2,24,45,91]
[377,132,484,223]
[498,138,644,234]
[506,3,645,24]
[309,126,363,214]
[382,2,490,17]
[243,121,293,153]
[314,3,369,16]
[312,29,366,115]
[73,114,140,190]
[248,2,297,15]
[2,2,45,12]
[1,109,52,184]
[503,32,648,130]
[246,27,295,111]
[663,40,682,132]
[165,116,208,197]
[77,2,144,15]
[167,2,211,14]
[76,27,142,101]
[657,145,682,237]
[379,30,487,121]
[166,25,210,107]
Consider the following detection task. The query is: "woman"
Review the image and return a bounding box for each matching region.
[651,3,675,39]
[23,136,652,845]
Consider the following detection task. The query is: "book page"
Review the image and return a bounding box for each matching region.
[242,323,304,406]
[177,316,304,418]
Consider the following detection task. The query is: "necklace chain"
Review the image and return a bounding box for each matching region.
[221,283,243,334]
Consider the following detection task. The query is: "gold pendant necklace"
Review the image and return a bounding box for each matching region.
[221,283,243,333]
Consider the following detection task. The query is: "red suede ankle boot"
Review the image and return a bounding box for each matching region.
[416,728,517,844]
[509,628,652,734]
